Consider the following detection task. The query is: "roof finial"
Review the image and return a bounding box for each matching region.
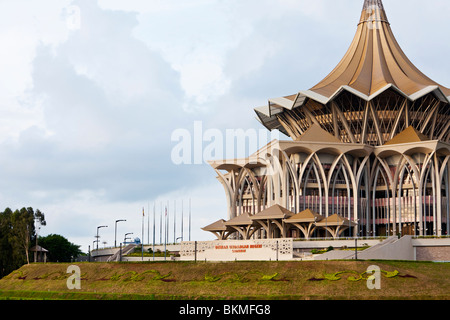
[363,0,384,10]
[359,0,389,25]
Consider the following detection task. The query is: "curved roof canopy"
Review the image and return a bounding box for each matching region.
[310,0,450,99]
[256,0,450,126]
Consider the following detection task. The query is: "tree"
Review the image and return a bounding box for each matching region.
[38,234,82,262]
[0,208,15,277]
[10,208,46,265]
[0,207,45,278]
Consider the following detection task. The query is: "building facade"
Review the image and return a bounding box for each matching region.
[204,0,450,239]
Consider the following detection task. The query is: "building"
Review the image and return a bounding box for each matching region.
[203,0,450,240]
[30,245,48,263]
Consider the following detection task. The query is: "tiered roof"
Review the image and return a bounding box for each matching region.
[256,0,450,132]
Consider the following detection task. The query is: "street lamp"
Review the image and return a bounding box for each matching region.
[115,219,126,247]
[96,225,108,250]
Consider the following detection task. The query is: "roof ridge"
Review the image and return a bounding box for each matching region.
[384,125,429,145]
[295,123,341,143]
[309,0,450,98]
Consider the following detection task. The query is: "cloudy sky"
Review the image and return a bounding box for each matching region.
[1,0,449,252]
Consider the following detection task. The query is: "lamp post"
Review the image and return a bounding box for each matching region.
[92,240,99,262]
[96,225,108,250]
[115,219,126,248]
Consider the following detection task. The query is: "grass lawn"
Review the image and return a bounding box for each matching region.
[0,260,449,300]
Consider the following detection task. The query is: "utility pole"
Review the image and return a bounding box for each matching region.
[96,225,108,251]
[115,219,126,248]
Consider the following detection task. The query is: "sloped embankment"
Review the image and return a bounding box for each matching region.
[0,260,449,300]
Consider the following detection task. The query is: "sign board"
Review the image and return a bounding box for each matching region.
[180,239,293,261]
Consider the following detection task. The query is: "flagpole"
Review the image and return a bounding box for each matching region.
[164,204,167,261]
[160,202,162,245]
[189,198,191,241]
[167,201,170,247]
[174,200,176,244]
[142,207,144,261]
[153,202,155,261]
[181,199,184,242]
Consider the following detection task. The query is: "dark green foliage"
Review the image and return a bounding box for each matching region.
[38,234,82,262]
[0,207,46,278]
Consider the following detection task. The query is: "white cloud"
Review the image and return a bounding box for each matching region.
[0,0,74,142]
[0,1,187,210]
[34,180,225,253]
[97,0,212,14]
[129,1,238,110]
[125,0,347,111]
[0,0,449,253]
[178,55,231,110]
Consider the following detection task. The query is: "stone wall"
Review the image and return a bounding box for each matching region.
[415,246,450,261]
[180,239,293,261]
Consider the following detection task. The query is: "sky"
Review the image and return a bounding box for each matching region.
[1,0,449,253]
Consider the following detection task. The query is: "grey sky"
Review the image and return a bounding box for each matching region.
[0,0,449,252]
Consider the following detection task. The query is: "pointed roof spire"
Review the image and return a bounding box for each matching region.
[254,0,450,138]
[362,0,384,9]
[308,0,450,98]
[359,0,389,25]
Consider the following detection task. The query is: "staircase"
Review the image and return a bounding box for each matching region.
[314,236,414,261]
[107,244,136,262]
[357,236,413,260]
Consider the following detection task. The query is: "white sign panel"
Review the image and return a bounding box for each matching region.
[180,239,293,261]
